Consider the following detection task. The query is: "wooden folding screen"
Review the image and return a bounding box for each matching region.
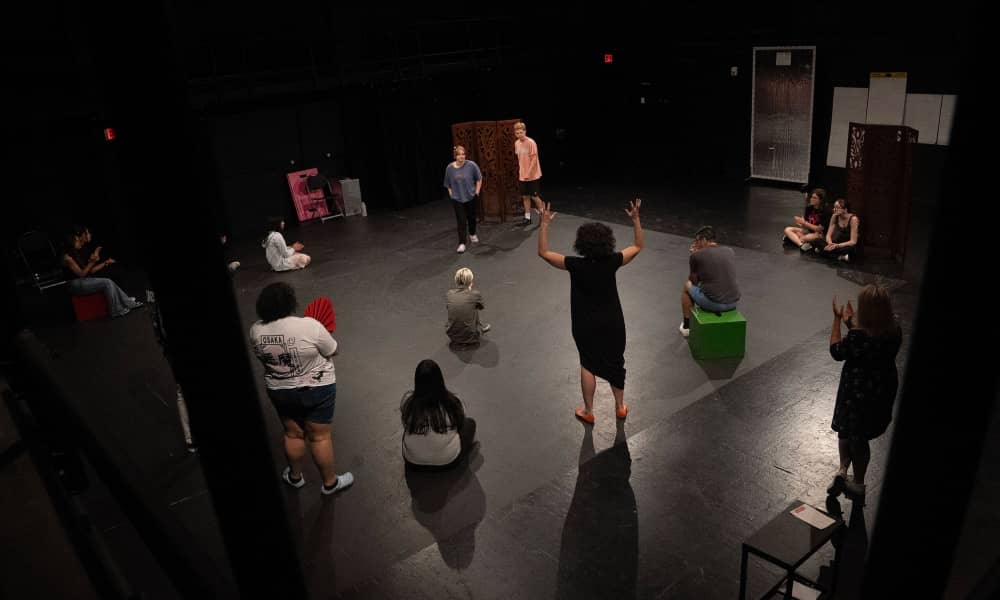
[846,123,918,262]
[451,119,521,222]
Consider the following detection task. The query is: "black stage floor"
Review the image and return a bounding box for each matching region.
[3,182,994,599]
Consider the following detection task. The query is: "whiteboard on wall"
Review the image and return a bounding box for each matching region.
[903,93,943,144]
[937,95,957,146]
[867,72,907,125]
[827,87,869,167]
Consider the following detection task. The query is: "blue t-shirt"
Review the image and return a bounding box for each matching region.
[443,161,482,203]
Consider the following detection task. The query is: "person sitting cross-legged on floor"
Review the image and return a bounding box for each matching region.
[817,198,860,263]
[679,225,740,338]
[446,267,491,345]
[783,187,830,252]
[401,359,477,470]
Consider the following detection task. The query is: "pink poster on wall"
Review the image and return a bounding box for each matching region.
[286,168,332,222]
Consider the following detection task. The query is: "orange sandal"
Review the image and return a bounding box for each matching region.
[616,405,628,420]
[574,407,595,424]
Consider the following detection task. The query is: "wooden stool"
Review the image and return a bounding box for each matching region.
[689,307,746,359]
[71,292,108,321]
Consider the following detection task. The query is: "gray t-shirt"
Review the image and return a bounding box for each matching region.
[446,287,484,344]
[689,245,740,304]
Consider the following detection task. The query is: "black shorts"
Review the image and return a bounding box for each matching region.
[518,179,541,197]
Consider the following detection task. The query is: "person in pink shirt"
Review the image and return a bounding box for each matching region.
[514,121,544,224]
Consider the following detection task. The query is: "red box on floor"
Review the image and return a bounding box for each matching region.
[71,292,108,321]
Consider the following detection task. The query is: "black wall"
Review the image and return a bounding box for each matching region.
[5,8,971,252]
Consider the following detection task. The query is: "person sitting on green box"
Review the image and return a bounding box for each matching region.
[679,226,740,338]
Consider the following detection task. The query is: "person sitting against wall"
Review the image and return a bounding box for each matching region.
[446,267,491,345]
[783,188,829,252]
[263,217,311,271]
[817,198,860,263]
[62,229,143,318]
[401,359,477,470]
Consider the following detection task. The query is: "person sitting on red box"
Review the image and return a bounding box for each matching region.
[62,229,143,318]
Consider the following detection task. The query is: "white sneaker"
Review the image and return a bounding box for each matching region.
[678,323,690,338]
[282,466,305,489]
[457,244,466,253]
[524,213,532,223]
[838,254,850,263]
[800,242,812,252]
[228,261,241,272]
[469,234,479,243]
[321,472,354,495]
[481,323,491,333]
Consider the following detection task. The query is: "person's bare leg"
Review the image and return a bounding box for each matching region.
[580,367,597,415]
[522,196,532,218]
[849,438,870,484]
[837,438,852,475]
[611,385,624,413]
[682,282,694,320]
[304,421,336,487]
[282,418,307,479]
[532,195,545,214]
[784,226,803,246]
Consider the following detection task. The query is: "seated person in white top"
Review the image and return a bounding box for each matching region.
[262,217,311,271]
[401,359,477,470]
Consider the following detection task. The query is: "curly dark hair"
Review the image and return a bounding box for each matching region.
[255,282,297,323]
[573,222,615,257]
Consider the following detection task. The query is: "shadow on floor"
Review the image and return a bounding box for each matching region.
[556,421,638,599]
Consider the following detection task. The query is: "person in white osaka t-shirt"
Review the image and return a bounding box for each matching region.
[250,282,353,495]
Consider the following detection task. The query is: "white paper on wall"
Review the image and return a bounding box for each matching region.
[937,95,957,146]
[827,87,869,168]
[867,72,907,125]
[903,93,943,145]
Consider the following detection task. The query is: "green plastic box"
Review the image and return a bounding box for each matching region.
[689,308,746,359]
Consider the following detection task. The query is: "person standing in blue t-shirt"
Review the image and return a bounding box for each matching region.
[443,145,483,254]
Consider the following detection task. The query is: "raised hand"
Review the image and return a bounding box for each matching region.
[536,202,557,225]
[832,295,843,319]
[292,242,305,252]
[625,198,642,220]
[90,246,103,262]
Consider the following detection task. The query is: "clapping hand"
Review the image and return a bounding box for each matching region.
[843,300,854,325]
[292,242,305,251]
[832,295,844,319]
[90,246,103,262]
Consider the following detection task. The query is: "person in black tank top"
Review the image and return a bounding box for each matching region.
[819,198,860,263]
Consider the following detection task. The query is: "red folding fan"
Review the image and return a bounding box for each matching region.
[304,296,336,332]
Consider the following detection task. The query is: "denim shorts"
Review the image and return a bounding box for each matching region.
[688,285,738,313]
[266,383,336,425]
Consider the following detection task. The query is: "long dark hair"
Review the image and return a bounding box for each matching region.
[263,217,284,244]
[400,359,464,435]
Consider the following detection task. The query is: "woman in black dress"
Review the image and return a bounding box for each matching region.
[537,199,643,423]
[827,284,902,504]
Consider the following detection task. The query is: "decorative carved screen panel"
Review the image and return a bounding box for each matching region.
[452,119,521,222]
